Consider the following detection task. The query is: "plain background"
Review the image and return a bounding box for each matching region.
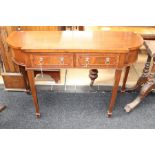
[0,0,155,155]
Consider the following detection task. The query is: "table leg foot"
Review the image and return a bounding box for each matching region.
[36,113,41,118]
[107,111,112,118]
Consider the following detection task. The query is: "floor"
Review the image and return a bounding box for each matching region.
[1,89,155,129]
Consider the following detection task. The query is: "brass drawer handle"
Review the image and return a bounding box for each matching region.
[39,57,44,77]
[39,57,44,65]
[85,57,90,67]
[105,57,110,64]
[59,57,64,64]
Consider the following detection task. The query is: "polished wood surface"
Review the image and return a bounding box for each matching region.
[7,31,143,51]
[7,31,143,118]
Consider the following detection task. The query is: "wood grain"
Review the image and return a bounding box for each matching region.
[7,31,143,51]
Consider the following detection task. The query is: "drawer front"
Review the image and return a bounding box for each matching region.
[30,53,74,68]
[76,53,119,68]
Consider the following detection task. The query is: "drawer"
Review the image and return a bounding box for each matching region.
[30,53,74,68]
[76,53,119,68]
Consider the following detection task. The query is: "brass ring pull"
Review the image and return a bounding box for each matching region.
[60,57,64,64]
[39,57,44,78]
[105,57,110,64]
[39,57,44,65]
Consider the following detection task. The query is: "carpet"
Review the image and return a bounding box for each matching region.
[0,88,155,129]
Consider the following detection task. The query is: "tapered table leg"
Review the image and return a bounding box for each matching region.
[107,69,122,117]
[27,70,40,118]
[89,69,98,86]
[121,66,130,92]
[19,65,31,94]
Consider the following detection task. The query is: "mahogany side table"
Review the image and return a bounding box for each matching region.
[7,31,143,118]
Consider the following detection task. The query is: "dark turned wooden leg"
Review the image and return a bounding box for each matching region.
[126,52,152,92]
[0,104,6,112]
[121,66,130,93]
[107,69,122,117]
[27,70,40,118]
[89,69,98,86]
[19,65,31,94]
[124,56,155,112]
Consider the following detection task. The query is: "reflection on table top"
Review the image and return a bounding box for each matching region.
[7,31,143,51]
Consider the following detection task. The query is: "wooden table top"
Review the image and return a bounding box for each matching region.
[7,31,143,52]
